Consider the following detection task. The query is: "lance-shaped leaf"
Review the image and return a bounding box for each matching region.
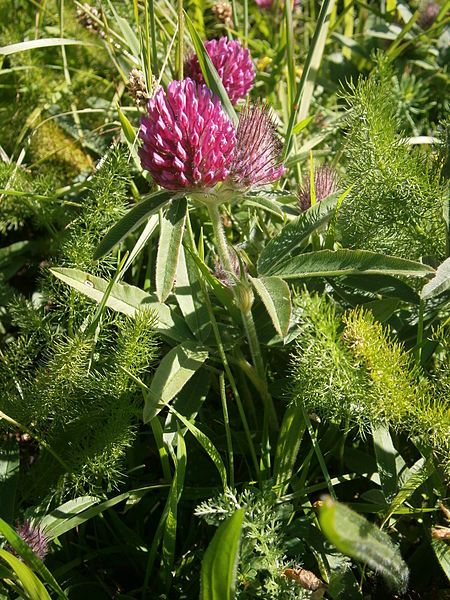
[94,190,175,259]
[143,342,208,423]
[421,256,450,300]
[200,508,245,600]
[250,276,291,336]
[266,249,434,280]
[156,199,187,302]
[319,497,409,592]
[257,194,339,275]
[0,549,51,600]
[50,267,192,343]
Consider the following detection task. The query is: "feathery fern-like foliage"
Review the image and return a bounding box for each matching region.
[337,61,447,260]
[196,488,311,599]
[0,147,158,497]
[290,292,450,474]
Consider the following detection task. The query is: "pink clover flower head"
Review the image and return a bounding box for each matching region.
[139,78,236,190]
[298,166,338,212]
[228,103,285,189]
[185,37,255,105]
[16,521,49,560]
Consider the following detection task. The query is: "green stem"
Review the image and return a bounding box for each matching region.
[219,372,234,488]
[177,0,184,79]
[207,203,234,274]
[207,204,278,475]
[186,213,261,482]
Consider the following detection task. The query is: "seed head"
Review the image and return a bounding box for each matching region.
[16,521,49,560]
[228,103,285,189]
[128,69,150,108]
[298,166,338,212]
[212,2,233,27]
[185,37,255,105]
[139,78,236,190]
[76,3,102,33]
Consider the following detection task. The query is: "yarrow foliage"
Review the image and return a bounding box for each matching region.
[185,37,255,105]
[139,78,236,190]
[228,103,285,188]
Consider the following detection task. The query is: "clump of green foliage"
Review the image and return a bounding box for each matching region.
[196,488,311,599]
[291,291,450,474]
[0,147,158,497]
[338,61,447,260]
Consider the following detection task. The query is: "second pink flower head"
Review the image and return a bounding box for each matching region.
[185,37,255,105]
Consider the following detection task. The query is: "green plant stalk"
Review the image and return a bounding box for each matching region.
[177,0,184,79]
[283,0,335,158]
[301,405,337,500]
[207,204,278,474]
[219,372,235,488]
[243,0,249,46]
[143,0,153,90]
[0,410,72,474]
[186,213,261,482]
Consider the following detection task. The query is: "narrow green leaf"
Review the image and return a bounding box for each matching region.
[421,256,450,300]
[200,508,245,600]
[0,519,65,598]
[372,426,398,503]
[143,342,208,423]
[94,191,175,259]
[0,549,51,600]
[257,194,339,275]
[175,245,211,341]
[0,38,85,56]
[283,0,336,156]
[39,496,100,539]
[117,106,137,145]
[250,276,291,336]
[41,488,159,539]
[274,403,306,492]
[107,0,141,58]
[184,11,237,125]
[169,406,227,490]
[383,458,434,522]
[292,115,314,135]
[156,199,187,302]
[0,437,19,522]
[432,539,450,581]
[319,498,409,591]
[161,433,187,587]
[266,249,434,280]
[50,267,192,343]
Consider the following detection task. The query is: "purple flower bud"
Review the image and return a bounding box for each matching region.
[139,78,236,190]
[228,103,285,189]
[298,166,338,212]
[418,1,440,29]
[185,37,255,105]
[16,521,49,560]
